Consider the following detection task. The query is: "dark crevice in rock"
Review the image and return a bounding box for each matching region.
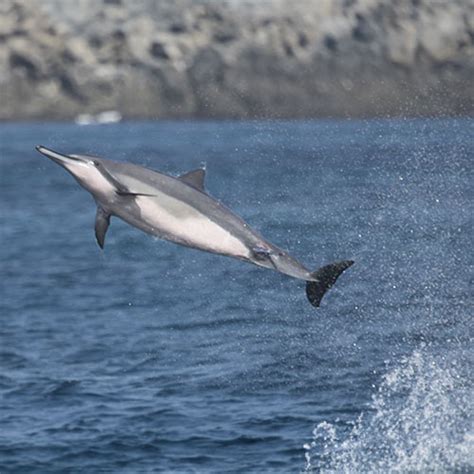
[283,42,294,57]
[298,32,309,48]
[352,13,373,42]
[9,52,38,79]
[150,42,170,60]
[170,23,186,34]
[58,74,84,102]
[213,31,236,43]
[324,35,338,51]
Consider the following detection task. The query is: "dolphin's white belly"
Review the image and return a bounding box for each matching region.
[131,192,250,258]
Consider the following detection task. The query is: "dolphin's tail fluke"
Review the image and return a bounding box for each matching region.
[305,260,354,308]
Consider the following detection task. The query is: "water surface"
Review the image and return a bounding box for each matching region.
[1,119,472,472]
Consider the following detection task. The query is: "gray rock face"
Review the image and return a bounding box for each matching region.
[0,0,473,120]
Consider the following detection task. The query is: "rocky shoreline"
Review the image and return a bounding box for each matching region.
[1,0,473,120]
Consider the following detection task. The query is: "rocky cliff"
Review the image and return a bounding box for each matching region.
[1,0,473,120]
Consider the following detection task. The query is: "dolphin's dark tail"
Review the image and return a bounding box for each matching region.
[306,260,354,308]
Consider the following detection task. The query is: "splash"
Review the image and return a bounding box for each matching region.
[304,348,473,473]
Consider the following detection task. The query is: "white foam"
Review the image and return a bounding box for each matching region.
[304,347,473,473]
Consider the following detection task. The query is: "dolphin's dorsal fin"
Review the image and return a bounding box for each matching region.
[178,168,206,191]
[95,207,110,249]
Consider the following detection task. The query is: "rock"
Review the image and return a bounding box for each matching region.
[0,0,472,120]
[418,5,470,62]
[386,22,417,66]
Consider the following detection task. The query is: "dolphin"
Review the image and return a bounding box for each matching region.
[36,145,353,307]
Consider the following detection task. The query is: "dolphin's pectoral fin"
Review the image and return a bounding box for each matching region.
[306,260,354,308]
[178,168,206,192]
[95,207,110,249]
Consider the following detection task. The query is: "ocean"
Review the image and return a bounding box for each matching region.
[1,118,472,473]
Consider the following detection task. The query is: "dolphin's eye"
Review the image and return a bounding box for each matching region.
[93,161,100,167]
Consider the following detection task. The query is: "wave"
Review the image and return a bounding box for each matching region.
[303,347,473,473]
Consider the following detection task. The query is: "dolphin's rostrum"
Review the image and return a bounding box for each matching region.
[36,146,353,307]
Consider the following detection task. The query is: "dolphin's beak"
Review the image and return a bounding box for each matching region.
[36,145,93,167]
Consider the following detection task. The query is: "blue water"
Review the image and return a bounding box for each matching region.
[0,119,472,473]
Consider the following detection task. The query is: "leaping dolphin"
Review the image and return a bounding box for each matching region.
[36,145,353,307]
